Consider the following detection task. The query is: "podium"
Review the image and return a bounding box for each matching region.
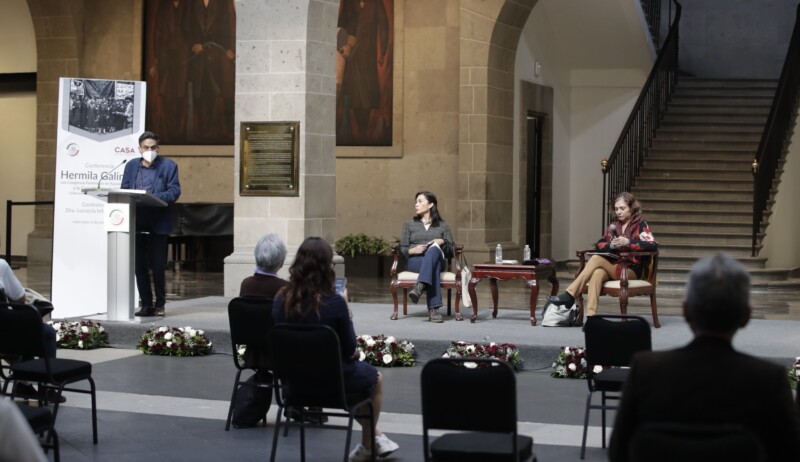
[82,188,167,320]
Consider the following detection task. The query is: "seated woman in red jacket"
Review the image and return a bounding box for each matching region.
[547,191,657,317]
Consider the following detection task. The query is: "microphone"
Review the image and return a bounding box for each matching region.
[96,159,127,189]
[609,224,618,238]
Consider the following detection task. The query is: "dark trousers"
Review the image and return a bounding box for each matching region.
[135,233,169,308]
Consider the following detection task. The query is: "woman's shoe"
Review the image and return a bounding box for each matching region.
[546,292,575,306]
[409,282,426,304]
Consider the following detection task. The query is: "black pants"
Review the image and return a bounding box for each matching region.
[135,233,168,308]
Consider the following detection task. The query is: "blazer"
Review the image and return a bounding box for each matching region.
[120,156,181,235]
[609,336,800,462]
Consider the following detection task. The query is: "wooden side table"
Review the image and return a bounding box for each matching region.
[463,263,559,326]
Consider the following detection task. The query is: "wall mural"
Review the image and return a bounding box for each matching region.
[337,0,394,147]
[144,0,236,145]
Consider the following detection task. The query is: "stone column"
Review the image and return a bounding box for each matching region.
[224,0,339,295]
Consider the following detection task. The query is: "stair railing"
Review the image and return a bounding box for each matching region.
[600,1,681,231]
[751,4,800,257]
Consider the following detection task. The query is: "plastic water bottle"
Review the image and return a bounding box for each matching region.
[495,244,503,264]
[524,245,531,262]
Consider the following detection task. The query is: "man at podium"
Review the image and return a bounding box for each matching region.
[121,131,181,317]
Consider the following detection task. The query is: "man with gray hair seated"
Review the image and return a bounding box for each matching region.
[240,233,289,299]
[609,253,800,461]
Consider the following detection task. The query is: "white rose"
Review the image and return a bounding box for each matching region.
[148,340,155,347]
[56,333,63,341]
[237,346,246,356]
[359,351,366,361]
[179,327,185,332]
[197,330,204,336]
[564,347,570,353]
[98,326,105,333]
[442,353,450,358]
[490,342,497,347]
[386,336,396,344]
[166,341,172,348]
[466,346,475,354]
[464,362,478,369]
[164,333,173,340]
[52,323,62,331]
[593,365,603,374]
[78,340,84,348]
[366,338,376,347]
[158,326,168,333]
[383,354,393,364]
[568,363,577,371]
[187,329,197,337]
[81,326,89,333]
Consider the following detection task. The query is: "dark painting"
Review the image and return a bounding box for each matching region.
[336,0,394,147]
[144,0,236,145]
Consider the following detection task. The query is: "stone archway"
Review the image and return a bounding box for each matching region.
[458,0,539,262]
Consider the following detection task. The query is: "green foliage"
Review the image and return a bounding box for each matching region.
[335,233,390,257]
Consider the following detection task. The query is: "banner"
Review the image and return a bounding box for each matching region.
[52,78,145,317]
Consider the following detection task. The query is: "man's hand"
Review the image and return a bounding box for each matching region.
[191,43,204,54]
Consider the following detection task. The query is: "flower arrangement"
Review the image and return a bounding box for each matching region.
[788,357,800,388]
[355,334,415,367]
[137,326,213,357]
[442,340,523,370]
[47,320,109,350]
[551,346,588,378]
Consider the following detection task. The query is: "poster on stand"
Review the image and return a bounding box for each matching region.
[52,77,145,317]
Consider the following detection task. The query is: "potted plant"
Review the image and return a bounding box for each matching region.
[335,233,391,277]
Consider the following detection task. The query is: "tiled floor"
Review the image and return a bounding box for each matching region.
[7,268,800,461]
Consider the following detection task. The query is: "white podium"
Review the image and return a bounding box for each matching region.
[82,188,167,320]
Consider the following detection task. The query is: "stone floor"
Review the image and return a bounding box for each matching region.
[7,268,800,462]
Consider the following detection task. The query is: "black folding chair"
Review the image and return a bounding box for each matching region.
[421,358,534,462]
[16,402,60,462]
[0,302,98,445]
[581,314,651,459]
[268,323,375,462]
[225,296,276,431]
[629,422,766,462]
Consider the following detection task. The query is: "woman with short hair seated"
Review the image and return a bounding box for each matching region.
[547,191,657,317]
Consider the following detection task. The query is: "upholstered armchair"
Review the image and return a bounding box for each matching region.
[388,243,463,320]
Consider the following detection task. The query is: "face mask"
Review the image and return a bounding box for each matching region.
[142,150,158,163]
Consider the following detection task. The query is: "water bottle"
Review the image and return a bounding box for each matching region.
[524,244,531,262]
[495,244,503,264]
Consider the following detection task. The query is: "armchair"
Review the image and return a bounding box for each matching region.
[388,243,464,320]
[574,250,660,328]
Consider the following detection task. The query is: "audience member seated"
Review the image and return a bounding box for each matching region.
[609,253,800,461]
[548,191,656,317]
[399,191,455,323]
[1,257,60,402]
[239,233,289,301]
[273,237,399,461]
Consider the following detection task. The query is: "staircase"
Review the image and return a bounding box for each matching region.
[631,78,797,292]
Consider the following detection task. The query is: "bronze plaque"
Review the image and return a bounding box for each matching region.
[240,121,300,196]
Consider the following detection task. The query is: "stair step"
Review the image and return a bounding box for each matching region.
[666,105,771,115]
[657,124,764,134]
[632,188,752,201]
[648,221,753,233]
[656,243,757,257]
[669,96,773,106]
[635,177,752,188]
[657,232,754,246]
[646,210,757,223]
[657,254,767,270]
[653,131,762,142]
[662,114,768,124]
[642,161,752,173]
[643,199,753,212]
[657,268,789,284]
[639,169,752,180]
[645,149,757,161]
[677,78,777,88]
[650,140,759,151]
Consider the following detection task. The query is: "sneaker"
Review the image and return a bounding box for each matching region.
[348,443,372,462]
[135,307,155,317]
[374,434,399,457]
[154,306,165,316]
[429,308,443,323]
